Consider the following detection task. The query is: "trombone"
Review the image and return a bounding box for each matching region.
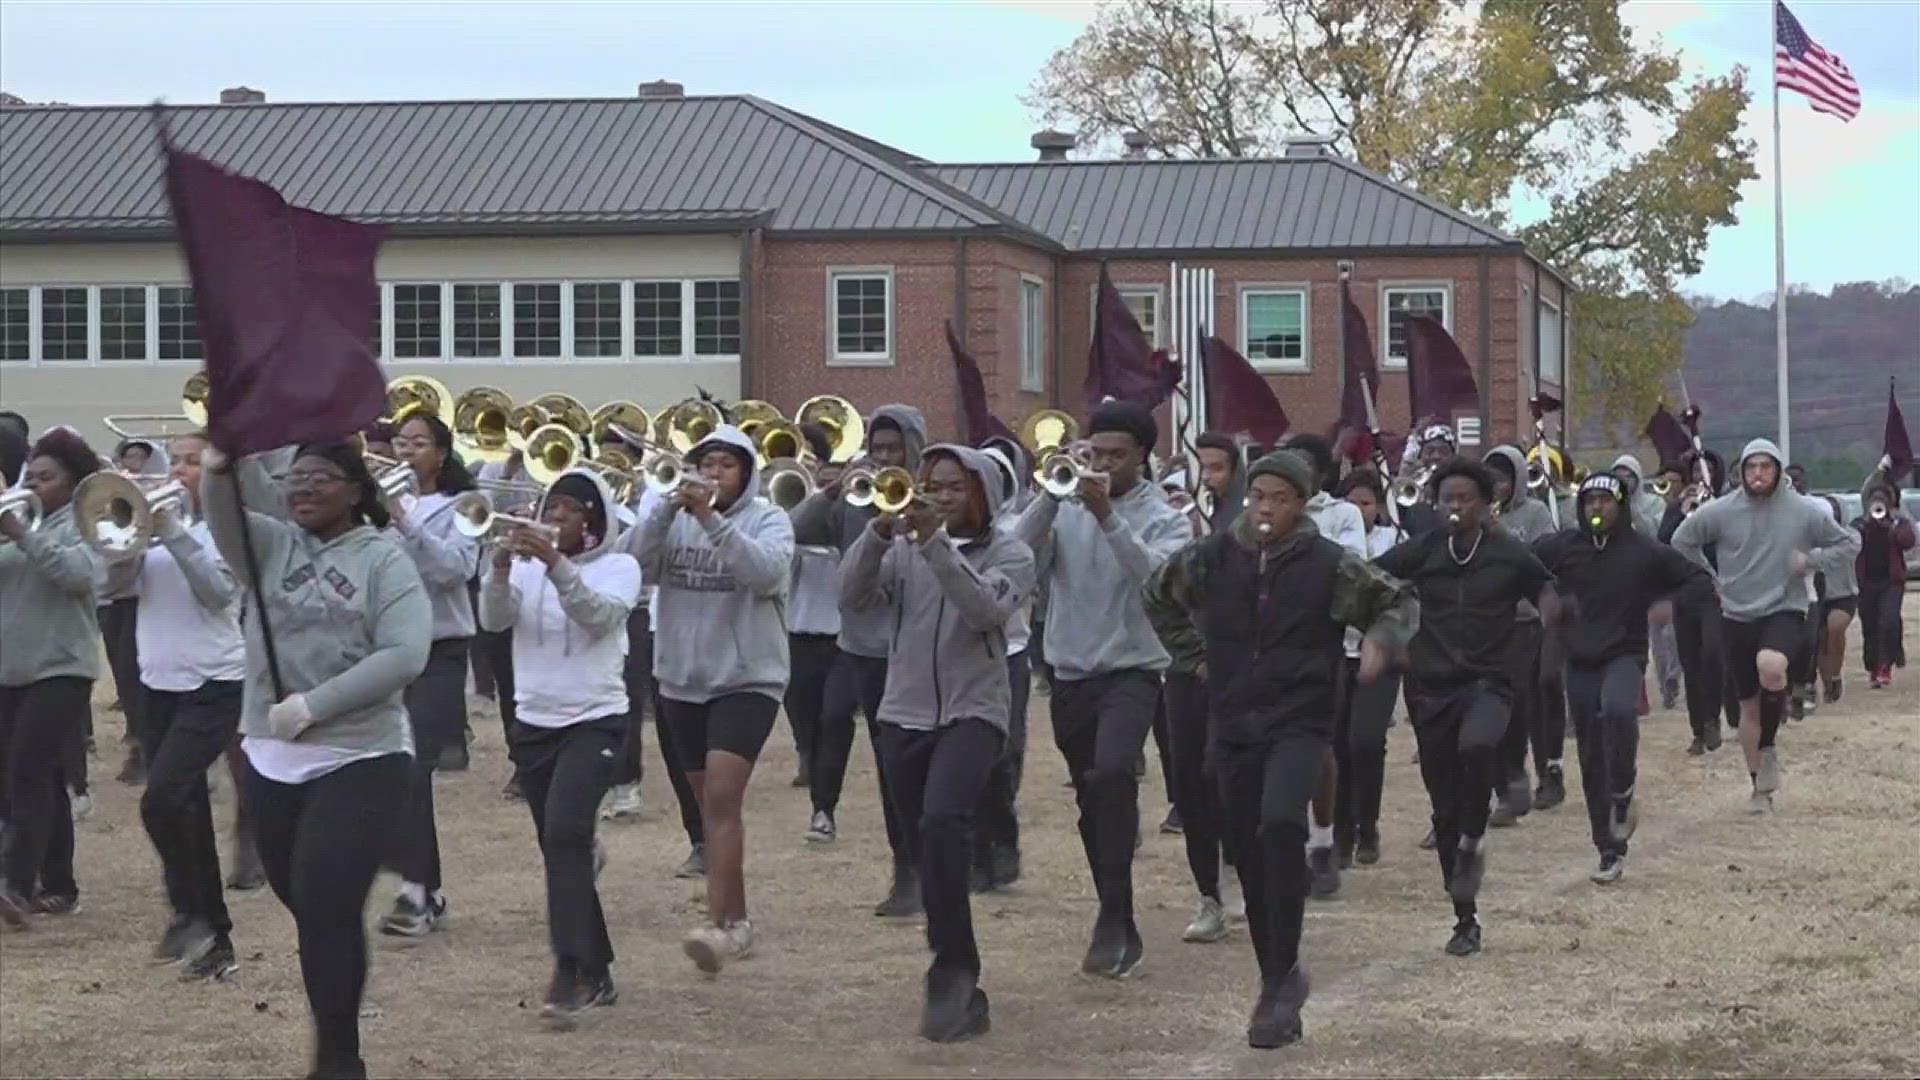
[0,488,46,542]
[71,471,191,559]
[795,395,865,463]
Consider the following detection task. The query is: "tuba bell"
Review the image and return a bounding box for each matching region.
[530,394,593,439]
[762,457,816,511]
[661,398,725,454]
[72,471,190,559]
[795,395,865,464]
[385,375,454,428]
[1019,408,1080,460]
[754,420,807,465]
[506,402,552,450]
[454,387,515,462]
[589,401,652,452]
[523,424,584,487]
[0,488,46,543]
[731,400,785,443]
[1648,475,1674,498]
[181,370,211,428]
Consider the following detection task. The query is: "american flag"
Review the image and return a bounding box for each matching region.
[1775,2,1862,121]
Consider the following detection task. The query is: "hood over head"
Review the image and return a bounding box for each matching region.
[1483,445,1534,511]
[867,404,928,472]
[919,443,1005,535]
[1736,438,1787,499]
[1611,453,1646,487]
[544,464,625,562]
[686,424,764,515]
[1862,466,1900,507]
[1576,473,1631,535]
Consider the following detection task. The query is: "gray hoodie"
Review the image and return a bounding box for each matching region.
[1485,446,1559,545]
[788,404,928,657]
[1671,438,1861,622]
[391,490,480,640]
[1014,469,1192,681]
[840,445,1037,734]
[1610,454,1669,537]
[200,465,431,757]
[637,425,796,704]
[0,502,101,686]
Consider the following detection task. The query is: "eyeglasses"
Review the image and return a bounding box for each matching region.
[286,470,351,489]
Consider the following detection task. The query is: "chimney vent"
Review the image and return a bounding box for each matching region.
[1030,129,1076,163]
[1283,133,1339,159]
[638,80,685,100]
[1121,131,1152,159]
[219,86,265,105]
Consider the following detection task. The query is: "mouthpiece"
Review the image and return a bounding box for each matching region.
[1589,515,1604,530]
[1257,521,1273,536]
[1447,512,1462,526]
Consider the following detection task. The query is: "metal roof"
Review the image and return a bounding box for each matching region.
[926,157,1521,253]
[0,95,1027,240]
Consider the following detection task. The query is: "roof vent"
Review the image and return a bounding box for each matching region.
[1121,131,1152,159]
[639,80,685,100]
[219,86,265,105]
[1031,129,1076,163]
[1283,133,1339,159]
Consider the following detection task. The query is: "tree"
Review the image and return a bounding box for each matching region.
[1024,0,1758,428]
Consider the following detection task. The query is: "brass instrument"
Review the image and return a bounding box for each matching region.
[754,420,808,465]
[1868,499,1892,523]
[763,457,817,511]
[589,401,652,451]
[1037,444,1101,501]
[529,394,593,438]
[661,398,725,454]
[72,471,190,558]
[795,395,865,464]
[1678,483,1711,516]
[1195,485,1217,521]
[1527,461,1553,492]
[1390,465,1434,509]
[587,446,643,505]
[182,370,210,428]
[1018,408,1079,460]
[523,424,585,487]
[844,465,917,513]
[732,400,785,443]
[641,452,687,497]
[0,488,46,541]
[450,489,555,542]
[453,387,515,462]
[385,375,454,428]
[506,403,553,450]
[104,415,195,441]
[362,452,421,500]
[1648,475,1675,498]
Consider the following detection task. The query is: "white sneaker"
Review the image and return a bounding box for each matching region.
[1746,788,1773,816]
[601,783,643,821]
[684,920,752,973]
[1755,748,1781,795]
[1221,878,1247,924]
[725,918,754,960]
[1182,897,1228,943]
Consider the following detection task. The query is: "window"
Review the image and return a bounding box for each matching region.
[1539,299,1563,384]
[1020,277,1046,392]
[693,280,741,357]
[633,282,682,357]
[572,282,622,358]
[1382,284,1451,368]
[370,293,384,358]
[100,286,148,361]
[39,287,88,361]
[1120,287,1160,346]
[1,288,30,362]
[392,284,442,359]
[1240,287,1307,371]
[158,287,202,361]
[513,283,561,358]
[830,270,892,362]
[453,284,502,358]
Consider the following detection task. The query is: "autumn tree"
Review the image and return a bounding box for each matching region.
[1024,0,1757,429]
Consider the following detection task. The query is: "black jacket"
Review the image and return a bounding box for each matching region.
[1533,519,1714,666]
[1374,526,1553,690]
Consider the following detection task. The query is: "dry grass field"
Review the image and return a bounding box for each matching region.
[4,599,1919,1078]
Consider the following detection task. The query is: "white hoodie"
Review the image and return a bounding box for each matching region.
[135,515,246,692]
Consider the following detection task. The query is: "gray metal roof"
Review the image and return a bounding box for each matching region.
[926,157,1520,253]
[0,95,1027,240]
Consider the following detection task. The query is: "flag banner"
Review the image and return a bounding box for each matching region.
[1339,280,1380,434]
[1776,2,1862,121]
[1086,263,1177,415]
[1200,335,1289,448]
[1403,313,1480,433]
[1884,379,1913,483]
[946,320,1015,446]
[1644,405,1694,468]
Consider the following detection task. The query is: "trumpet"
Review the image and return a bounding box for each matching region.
[1391,466,1434,509]
[362,453,420,500]
[72,471,191,558]
[1868,500,1892,523]
[454,387,515,462]
[450,489,556,543]
[844,465,917,513]
[1036,444,1103,500]
[0,488,46,541]
[763,457,816,511]
[104,414,196,441]
[641,452,687,497]
[385,375,454,428]
[796,395,865,463]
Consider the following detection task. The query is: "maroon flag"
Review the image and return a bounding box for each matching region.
[1644,405,1692,467]
[946,320,1015,446]
[1201,335,1289,448]
[160,122,387,457]
[1339,281,1380,435]
[1403,314,1479,431]
[1085,263,1176,415]
[1884,378,1913,483]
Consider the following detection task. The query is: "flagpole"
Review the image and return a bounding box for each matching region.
[1772,1,1792,462]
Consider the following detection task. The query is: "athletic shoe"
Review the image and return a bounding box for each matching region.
[1610,798,1638,844]
[1418,827,1438,850]
[790,758,811,789]
[1788,693,1805,722]
[1755,748,1781,795]
[1746,788,1773,815]
[28,892,80,917]
[542,968,618,1029]
[1159,806,1183,835]
[180,935,238,982]
[873,867,923,919]
[1445,920,1482,956]
[1878,664,1895,689]
[226,831,266,891]
[1335,837,1354,870]
[725,919,754,961]
[436,743,469,772]
[1824,678,1843,705]
[1702,726,1723,752]
[1182,896,1229,943]
[1589,853,1625,885]
[0,893,29,931]
[153,915,214,966]
[1660,684,1681,711]
[378,893,444,938]
[672,843,707,880]
[1307,847,1341,899]
[1221,877,1247,924]
[501,776,525,802]
[970,856,993,894]
[1247,961,1309,1049]
[1448,838,1487,904]
[307,1049,369,1080]
[988,842,1021,890]
[601,783,643,821]
[683,921,751,974]
[1686,737,1706,756]
[68,787,93,823]
[1354,830,1382,866]
[1534,767,1567,810]
[1081,917,1126,977]
[116,747,147,785]
[921,975,991,1044]
[804,810,836,845]
[1112,923,1145,979]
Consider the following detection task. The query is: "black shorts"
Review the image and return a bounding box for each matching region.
[1721,612,1806,699]
[659,692,781,771]
[1818,596,1859,620]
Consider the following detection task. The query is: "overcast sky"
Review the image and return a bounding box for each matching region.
[2,0,1913,300]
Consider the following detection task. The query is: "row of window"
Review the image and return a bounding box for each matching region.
[1100,283,1456,371]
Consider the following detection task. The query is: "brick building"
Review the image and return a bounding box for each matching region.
[0,84,1568,451]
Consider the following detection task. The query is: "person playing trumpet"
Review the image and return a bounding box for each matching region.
[1852,467,1912,690]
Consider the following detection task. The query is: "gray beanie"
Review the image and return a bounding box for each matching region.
[1247,450,1315,501]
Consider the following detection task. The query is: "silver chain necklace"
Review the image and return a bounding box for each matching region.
[1449,529,1483,566]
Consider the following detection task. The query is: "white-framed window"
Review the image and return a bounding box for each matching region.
[99,286,148,361]
[1088,284,1163,347]
[1380,283,1452,369]
[39,287,88,361]
[693,279,741,357]
[392,283,443,359]
[828,268,893,364]
[157,286,202,361]
[571,282,623,359]
[0,288,29,362]
[453,284,503,358]
[632,281,683,357]
[512,283,562,359]
[1538,297,1563,384]
[1020,275,1046,393]
[1239,286,1308,372]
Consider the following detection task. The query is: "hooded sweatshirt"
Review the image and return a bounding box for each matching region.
[982,444,1034,656]
[637,425,796,704]
[840,445,1037,734]
[1532,490,1714,665]
[135,513,246,693]
[788,404,927,657]
[1484,446,1559,544]
[0,501,101,686]
[1014,464,1194,681]
[1670,438,1861,622]
[1610,454,1669,537]
[200,466,431,770]
[1852,470,1914,585]
[98,443,172,603]
[478,467,642,728]
[391,489,480,640]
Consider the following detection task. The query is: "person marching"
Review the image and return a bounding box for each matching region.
[1331,469,1408,866]
[972,440,1037,894]
[133,432,248,977]
[638,425,794,973]
[474,450,535,800]
[201,441,429,1080]
[1145,450,1417,1048]
[782,423,843,841]
[1482,444,1566,827]
[378,413,480,937]
[1671,440,1859,814]
[1658,449,1740,752]
[102,438,170,785]
[0,430,104,927]
[1852,468,1913,690]
[840,443,1035,1042]
[1802,495,1859,708]
[1013,400,1190,979]
[479,465,641,1027]
[1373,458,1560,957]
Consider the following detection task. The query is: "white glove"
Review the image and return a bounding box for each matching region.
[265,693,313,740]
[201,445,230,473]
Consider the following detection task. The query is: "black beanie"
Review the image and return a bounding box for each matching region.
[549,473,608,535]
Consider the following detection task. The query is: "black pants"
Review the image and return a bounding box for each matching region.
[246,753,410,1067]
[878,717,1003,981]
[819,651,890,847]
[387,638,468,893]
[640,624,704,846]
[476,625,516,742]
[1407,680,1509,917]
[468,581,496,699]
[1498,623,1543,786]
[1334,659,1400,846]
[99,597,142,748]
[613,607,653,787]
[784,633,837,797]
[513,715,622,973]
[1051,669,1161,929]
[976,654,1031,851]
[1674,599,1731,741]
[1149,697,1175,796]
[1216,730,1324,986]
[1565,655,1642,858]
[141,680,243,932]
[0,676,89,901]
[1163,670,1226,899]
[1860,578,1905,672]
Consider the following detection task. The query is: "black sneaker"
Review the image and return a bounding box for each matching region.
[501,776,525,801]
[921,981,991,1044]
[1334,838,1355,871]
[1080,917,1127,977]
[181,935,239,982]
[1,892,32,930]
[1354,831,1381,866]
[1610,797,1638,844]
[969,854,994,895]
[790,757,811,789]
[28,892,80,917]
[1448,839,1487,904]
[1111,923,1145,979]
[116,747,148,785]
[1703,726,1723,752]
[1159,806,1183,835]
[1247,961,1310,1049]
[153,915,215,966]
[1589,852,1625,885]
[1686,737,1706,757]
[306,1050,369,1080]
[873,867,923,919]
[1307,848,1341,899]
[378,894,443,938]
[1788,693,1805,722]
[436,743,469,771]
[672,843,707,880]
[1824,678,1842,705]
[1533,767,1566,811]
[544,970,617,1029]
[226,831,266,891]
[1418,827,1437,851]
[803,810,836,845]
[1445,920,1482,956]
[988,842,1021,890]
